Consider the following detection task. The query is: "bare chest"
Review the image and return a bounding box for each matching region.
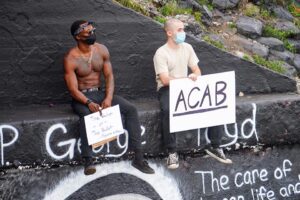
[75,53,103,77]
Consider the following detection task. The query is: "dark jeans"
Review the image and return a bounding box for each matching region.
[158,86,223,152]
[72,91,142,159]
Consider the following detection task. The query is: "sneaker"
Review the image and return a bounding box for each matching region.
[205,147,232,164]
[132,160,155,174]
[167,152,179,169]
[83,158,96,175]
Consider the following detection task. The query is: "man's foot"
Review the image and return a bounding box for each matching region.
[84,158,96,175]
[132,159,155,174]
[205,147,232,164]
[167,152,179,169]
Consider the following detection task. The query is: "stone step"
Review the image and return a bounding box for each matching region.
[1,93,300,167]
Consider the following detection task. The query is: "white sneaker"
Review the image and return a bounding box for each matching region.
[205,147,232,164]
[167,152,179,169]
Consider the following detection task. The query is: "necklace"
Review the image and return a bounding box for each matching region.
[78,47,93,67]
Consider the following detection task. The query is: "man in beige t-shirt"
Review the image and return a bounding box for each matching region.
[153,19,232,169]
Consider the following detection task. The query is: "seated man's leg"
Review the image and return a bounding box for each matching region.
[112,95,154,174]
[205,126,232,164]
[158,87,179,169]
[72,99,96,175]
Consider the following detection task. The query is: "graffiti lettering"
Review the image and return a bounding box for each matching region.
[45,123,146,160]
[223,195,244,200]
[45,123,76,160]
[221,103,257,147]
[0,125,19,165]
[195,159,298,200]
[251,186,275,200]
[273,159,292,180]
[194,170,230,194]
[234,169,268,188]
[279,182,300,197]
[197,103,258,148]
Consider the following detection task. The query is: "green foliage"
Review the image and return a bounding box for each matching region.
[203,35,225,50]
[288,1,300,17]
[154,16,167,24]
[193,12,202,22]
[243,54,251,61]
[206,4,214,11]
[263,25,294,40]
[115,0,149,16]
[294,18,300,29]
[160,1,192,16]
[260,8,273,20]
[197,0,209,5]
[253,55,286,74]
[228,22,237,29]
[283,40,296,53]
[244,3,260,17]
[197,0,213,10]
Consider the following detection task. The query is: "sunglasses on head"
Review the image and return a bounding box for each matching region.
[74,21,96,36]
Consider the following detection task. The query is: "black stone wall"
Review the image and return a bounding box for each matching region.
[0,0,296,109]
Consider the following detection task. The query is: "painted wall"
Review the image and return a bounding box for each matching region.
[1,145,300,200]
[1,1,299,199]
[0,0,296,108]
[1,94,300,167]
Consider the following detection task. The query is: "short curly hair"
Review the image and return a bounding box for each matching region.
[70,20,87,38]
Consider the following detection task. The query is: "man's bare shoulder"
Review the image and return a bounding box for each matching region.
[94,43,109,53]
[64,47,78,61]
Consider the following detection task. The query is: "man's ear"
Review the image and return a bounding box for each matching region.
[75,35,80,41]
[166,30,173,37]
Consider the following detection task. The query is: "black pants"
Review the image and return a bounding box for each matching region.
[72,91,142,159]
[158,86,223,152]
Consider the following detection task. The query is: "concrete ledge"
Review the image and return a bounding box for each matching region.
[1,93,300,167]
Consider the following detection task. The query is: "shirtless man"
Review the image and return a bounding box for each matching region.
[64,20,154,175]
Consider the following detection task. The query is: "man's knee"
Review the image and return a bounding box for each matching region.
[127,103,138,115]
[74,107,92,118]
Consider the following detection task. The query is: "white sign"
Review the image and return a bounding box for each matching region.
[170,71,236,133]
[84,105,124,145]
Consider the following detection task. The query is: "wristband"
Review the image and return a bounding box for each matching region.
[86,99,92,106]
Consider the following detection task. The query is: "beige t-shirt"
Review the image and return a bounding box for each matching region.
[153,42,199,90]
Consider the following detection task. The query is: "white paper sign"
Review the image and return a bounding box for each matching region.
[170,71,236,133]
[84,105,124,145]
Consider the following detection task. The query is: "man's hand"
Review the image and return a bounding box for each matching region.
[101,98,112,109]
[88,102,102,113]
[188,73,198,81]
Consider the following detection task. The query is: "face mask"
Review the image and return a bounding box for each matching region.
[174,32,186,44]
[83,32,96,45]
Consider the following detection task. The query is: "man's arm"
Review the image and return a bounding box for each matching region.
[159,65,201,86]
[100,45,114,108]
[159,73,177,86]
[64,54,100,112]
[188,65,201,81]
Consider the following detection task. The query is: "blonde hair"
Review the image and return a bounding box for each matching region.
[164,18,183,32]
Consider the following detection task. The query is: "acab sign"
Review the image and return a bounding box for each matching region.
[170,71,236,132]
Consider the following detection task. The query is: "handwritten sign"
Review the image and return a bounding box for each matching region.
[84,105,124,148]
[170,71,236,133]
